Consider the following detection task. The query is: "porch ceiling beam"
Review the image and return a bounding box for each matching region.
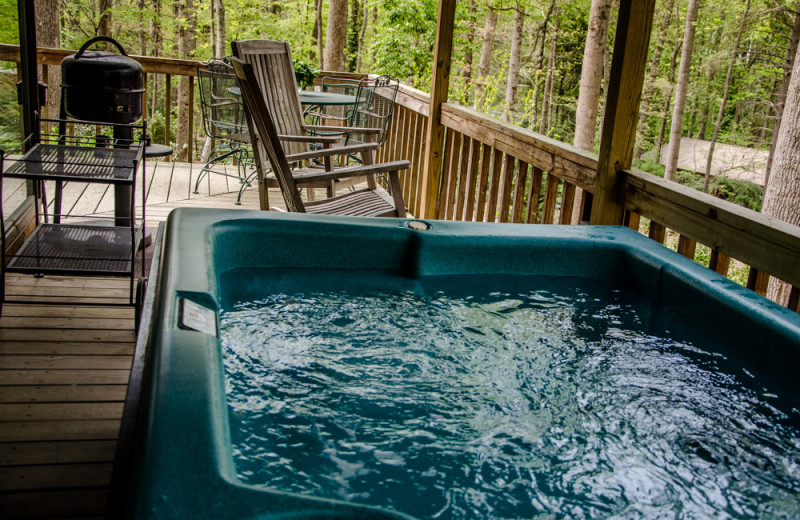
[590,0,655,225]
[420,0,457,220]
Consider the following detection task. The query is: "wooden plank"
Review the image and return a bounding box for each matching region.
[0,440,117,466]
[621,169,800,287]
[0,402,124,421]
[486,148,503,222]
[0,370,131,386]
[591,0,655,225]
[0,488,108,518]
[541,173,560,225]
[0,355,132,370]
[0,419,121,442]
[474,144,491,222]
[443,131,461,220]
[0,304,133,319]
[512,161,529,223]
[420,0,457,219]
[412,112,426,215]
[526,167,544,224]
[0,462,113,491]
[648,220,666,244]
[559,182,576,225]
[464,138,481,221]
[454,136,472,221]
[497,154,515,224]
[677,235,697,260]
[0,385,128,403]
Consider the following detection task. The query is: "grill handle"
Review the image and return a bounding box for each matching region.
[75,36,128,58]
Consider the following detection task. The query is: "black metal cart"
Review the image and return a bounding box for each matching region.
[0,119,146,314]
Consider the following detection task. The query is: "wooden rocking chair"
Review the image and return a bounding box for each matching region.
[231,39,386,205]
[231,57,408,218]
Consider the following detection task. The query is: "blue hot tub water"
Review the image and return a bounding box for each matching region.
[128,210,800,520]
[219,271,800,520]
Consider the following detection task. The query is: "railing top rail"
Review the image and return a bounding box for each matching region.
[0,43,203,76]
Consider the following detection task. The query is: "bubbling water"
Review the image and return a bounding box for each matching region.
[220,274,800,520]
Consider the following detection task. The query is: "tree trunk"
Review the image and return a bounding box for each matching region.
[539,11,560,134]
[474,8,497,110]
[503,8,525,122]
[764,37,800,306]
[324,0,348,71]
[703,0,749,192]
[345,0,361,72]
[356,0,370,72]
[462,0,477,102]
[635,0,676,157]
[314,0,324,69]
[215,0,226,57]
[766,3,800,190]
[664,0,700,181]
[574,0,612,151]
[572,0,612,223]
[98,0,112,38]
[656,39,681,156]
[176,0,196,162]
[35,0,60,120]
[138,0,147,55]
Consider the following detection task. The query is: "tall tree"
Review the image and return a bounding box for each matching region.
[474,7,497,110]
[35,0,60,120]
[324,0,348,71]
[503,8,525,121]
[539,9,560,134]
[214,0,226,57]
[345,0,361,71]
[703,0,749,192]
[664,0,700,181]
[763,19,800,305]
[356,0,370,72]
[175,0,196,161]
[766,3,800,189]
[572,0,612,223]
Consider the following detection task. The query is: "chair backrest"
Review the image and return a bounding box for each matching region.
[320,76,362,121]
[230,57,306,213]
[231,39,308,156]
[348,75,399,147]
[197,59,249,141]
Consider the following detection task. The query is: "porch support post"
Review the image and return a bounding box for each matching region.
[420,0,456,220]
[590,0,655,225]
[18,0,40,149]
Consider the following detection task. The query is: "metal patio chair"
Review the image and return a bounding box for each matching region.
[195,58,254,202]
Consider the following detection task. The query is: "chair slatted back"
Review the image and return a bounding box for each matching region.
[231,57,306,213]
[231,39,308,156]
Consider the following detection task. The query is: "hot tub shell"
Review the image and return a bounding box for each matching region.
[126,209,800,519]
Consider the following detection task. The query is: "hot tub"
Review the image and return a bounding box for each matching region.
[128,209,800,519]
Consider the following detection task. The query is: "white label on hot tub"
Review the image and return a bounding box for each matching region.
[179,299,218,336]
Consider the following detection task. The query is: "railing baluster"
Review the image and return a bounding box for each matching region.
[444,131,461,220]
[788,286,800,312]
[455,136,471,221]
[164,73,172,147]
[486,148,503,222]
[677,235,697,260]
[526,167,544,224]
[746,268,770,296]
[559,182,576,225]
[465,139,481,221]
[475,144,491,222]
[512,161,529,223]
[648,221,666,244]
[541,174,559,225]
[498,154,515,224]
[708,250,730,277]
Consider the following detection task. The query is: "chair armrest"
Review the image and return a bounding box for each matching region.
[286,142,380,163]
[292,160,411,183]
[277,134,341,144]
[304,124,381,135]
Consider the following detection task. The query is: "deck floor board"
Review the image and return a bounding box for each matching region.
[0,158,357,518]
[0,159,272,519]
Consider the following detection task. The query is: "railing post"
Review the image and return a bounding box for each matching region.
[590,0,655,225]
[420,0,456,220]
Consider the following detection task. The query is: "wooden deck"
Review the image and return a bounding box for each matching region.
[0,161,277,519]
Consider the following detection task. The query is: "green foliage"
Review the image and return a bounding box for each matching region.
[293,59,319,89]
[371,0,437,89]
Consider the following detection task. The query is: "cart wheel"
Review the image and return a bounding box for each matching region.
[134,277,147,332]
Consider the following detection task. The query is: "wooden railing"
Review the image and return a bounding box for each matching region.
[2,44,798,311]
[380,84,800,312]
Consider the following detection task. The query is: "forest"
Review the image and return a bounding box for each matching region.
[0,0,798,212]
